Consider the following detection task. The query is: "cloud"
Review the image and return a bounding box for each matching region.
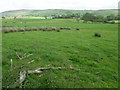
[0,0,119,12]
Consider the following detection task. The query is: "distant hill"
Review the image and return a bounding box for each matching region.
[0,9,118,17]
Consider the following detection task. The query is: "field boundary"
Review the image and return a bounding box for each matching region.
[2,26,80,33]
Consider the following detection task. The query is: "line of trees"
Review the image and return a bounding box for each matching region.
[52,13,120,23]
[52,13,80,19]
[81,13,120,23]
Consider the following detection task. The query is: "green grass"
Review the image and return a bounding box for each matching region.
[2,19,118,88]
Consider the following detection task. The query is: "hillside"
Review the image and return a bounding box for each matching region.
[0,9,118,17]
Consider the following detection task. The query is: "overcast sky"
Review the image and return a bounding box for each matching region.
[0,0,119,12]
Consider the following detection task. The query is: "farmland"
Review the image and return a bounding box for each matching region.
[1,9,118,17]
[2,18,118,88]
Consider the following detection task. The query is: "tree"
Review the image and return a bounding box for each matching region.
[102,17,108,23]
[14,16,17,19]
[2,16,5,19]
[107,14,115,21]
[74,13,81,23]
[44,16,47,19]
[96,15,104,22]
[82,13,96,22]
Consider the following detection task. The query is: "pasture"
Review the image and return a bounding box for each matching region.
[2,19,118,88]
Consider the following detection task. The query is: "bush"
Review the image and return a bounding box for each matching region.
[9,29,15,32]
[25,28,31,31]
[51,27,56,30]
[4,30,9,33]
[60,27,64,30]
[18,28,25,32]
[75,28,80,30]
[38,27,42,30]
[94,33,101,37]
[56,30,60,32]
[66,27,71,30]
[110,21,115,24]
[32,28,38,31]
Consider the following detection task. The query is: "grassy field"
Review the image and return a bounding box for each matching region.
[2,19,118,88]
